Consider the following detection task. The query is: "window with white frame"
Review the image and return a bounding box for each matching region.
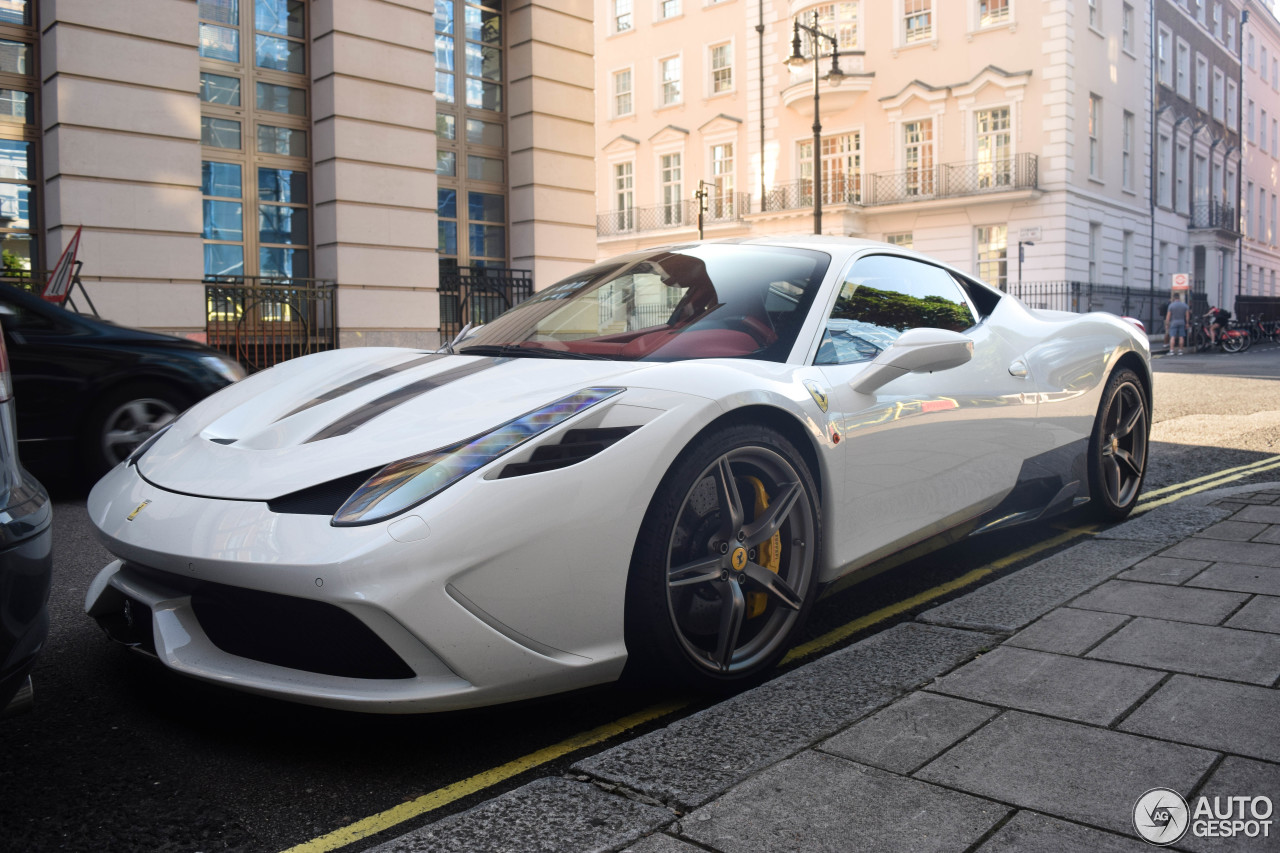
[1158,26,1172,85]
[1274,59,1279,92]
[1248,32,1255,68]
[1122,110,1134,190]
[1195,53,1208,110]
[1248,98,1255,142]
[613,161,634,230]
[1262,109,1269,151]
[1212,67,1224,121]
[1258,185,1266,237]
[1227,15,1236,52]
[975,225,1007,289]
[710,142,734,217]
[660,152,682,225]
[979,0,1008,28]
[904,0,931,43]
[1227,163,1237,209]
[1088,93,1102,179]
[903,119,934,195]
[1213,2,1222,39]
[1245,180,1253,237]
[1158,133,1171,207]
[613,68,632,117]
[614,0,632,32]
[886,232,913,248]
[659,55,681,106]
[659,0,680,20]
[1176,40,1190,99]
[816,3,859,50]
[1264,47,1271,83]
[800,132,862,204]
[1193,152,1207,206]
[1196,0,1205,24]
[1227,79,1238,129]
[976,106,1011,187]
[1175,141,1188,212]
[1122,3,1134,52]
[710,43,732,95]
[1088,0,1099,30]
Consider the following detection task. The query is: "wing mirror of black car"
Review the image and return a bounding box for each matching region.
[851,328,974,395]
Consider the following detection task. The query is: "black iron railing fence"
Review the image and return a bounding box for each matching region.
[204,276,338,372]
[760,175,861,212]
[439,265,534,343]
[1009,279,1210,333]
[1189,200,1238,232]
[596,193,749,238]
[867,154,1038,206]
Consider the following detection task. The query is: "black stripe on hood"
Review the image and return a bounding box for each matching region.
[305,357,500,442]
[275,354,446,423]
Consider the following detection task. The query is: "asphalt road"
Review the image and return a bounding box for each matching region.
[3,344,1279,853]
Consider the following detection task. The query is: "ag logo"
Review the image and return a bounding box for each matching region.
[126,499,152,522]
[1134,788,1190,845]
[803,379,829,413]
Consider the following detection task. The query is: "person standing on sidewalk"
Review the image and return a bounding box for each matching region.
[1166,292,1189,355]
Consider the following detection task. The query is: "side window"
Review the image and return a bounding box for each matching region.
[815,255,976,365]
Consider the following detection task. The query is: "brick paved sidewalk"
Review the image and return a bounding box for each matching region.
[374,486,1280,853]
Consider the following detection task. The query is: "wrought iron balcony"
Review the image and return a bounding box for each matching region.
[439,265,533,342]
[865,153,1038,206]
[596,193,749,238]
[204,275,338,372]
[760,175,861,212]
[1189,200,1238,232]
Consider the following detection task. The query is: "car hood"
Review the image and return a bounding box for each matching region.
[137,348,660,500]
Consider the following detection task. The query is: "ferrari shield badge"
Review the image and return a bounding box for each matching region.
[803,380,829,413]
[126,499,152,521]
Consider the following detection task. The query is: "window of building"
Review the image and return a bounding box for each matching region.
[904,0,932,43]
[979,0,1008,28]
[1088,223,1100,283]
[0,0,37,275]
[1122,3,1134,52]
[1175,141,1188,212]
[660,152,682,226]
[1195,53,1208,110]
[886,232,913,248]
[613,161,634,230]
[1263,109,1270,151]
[1273,118,1278,157]
[1265,47,1271,83]
[1212,68,1224,121]
[816,3,859,50]
[1122,231,1133,284]
[1258,185,1266,238]
[201,0,311,285]
[1227,15,1236,52]
[614,0,632,32]
[1193,152,1208,207]
[1176,40,1191,99]
[660,55,681,106]
[710,43,732,95]
[1271,193,1277,245]
[976,106,1011,187]
[1248,98,1255,142]
[710,142,735,217]
[1213,2,1222,39]
[1122,110,1134,190]
[1158,26,1172,85]
[1245,180,1253,237]
[659,0,680,20]
[1088,0,1099,29]
[800,132,862,204]
[1196,0,1206,25]
[1088,94,1102,179]
[1158,133,1171,207]
[1248,32,1255,68]
[434,0,506,274]
[1227,79,1238,129]
[975,225,1007,289]
[903,119,934,195]
[613,68,633,117]
[1274,59,1279,92]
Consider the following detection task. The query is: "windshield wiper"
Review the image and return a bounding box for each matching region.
[457,344,614,361]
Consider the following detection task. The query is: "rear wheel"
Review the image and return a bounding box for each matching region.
[82,383,186,478]
[1087,369,1149,520]
[1223,332,1247,353]
[624,424,820,691]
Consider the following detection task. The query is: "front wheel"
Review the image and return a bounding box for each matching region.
[1087,369,1149,520]
[1223,332,1247,354]
[624,424,821,691]
[82,383,186,478]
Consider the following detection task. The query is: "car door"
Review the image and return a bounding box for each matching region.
[813,254,1038,572]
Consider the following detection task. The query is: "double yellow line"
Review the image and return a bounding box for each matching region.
[283,455,1280,853]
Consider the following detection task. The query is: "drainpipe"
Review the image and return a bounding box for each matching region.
[1237,7,1248,310]
[758,0,766,212]
[1149,0,1158,332]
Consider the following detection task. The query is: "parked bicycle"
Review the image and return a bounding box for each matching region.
[1190,317,1250,353]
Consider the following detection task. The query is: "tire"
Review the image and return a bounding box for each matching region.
[1189,326,1207,352]
[1223,333,1246,354]
[1087,369,1149,521]
[82,382,187,478]
[624,424,821,692]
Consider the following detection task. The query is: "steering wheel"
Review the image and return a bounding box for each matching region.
[735,315,777,347]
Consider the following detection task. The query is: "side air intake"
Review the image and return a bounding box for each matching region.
[498,426,637,478]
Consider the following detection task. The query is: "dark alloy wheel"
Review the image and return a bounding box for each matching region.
[83,383,186,477]
[624,424,820,691]
[1087,368,1149,520]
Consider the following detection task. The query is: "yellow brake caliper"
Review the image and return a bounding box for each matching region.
[744,476,781,618]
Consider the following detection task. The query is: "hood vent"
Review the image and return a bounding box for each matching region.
[268,468,381,516]
[498,426,637,479]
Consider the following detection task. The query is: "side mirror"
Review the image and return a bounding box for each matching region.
[851,328,974,395]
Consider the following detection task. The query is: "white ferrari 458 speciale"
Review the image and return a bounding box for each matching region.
[85,237,1151,712]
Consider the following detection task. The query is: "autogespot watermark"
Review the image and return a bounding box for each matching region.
[1134,787,1274,846]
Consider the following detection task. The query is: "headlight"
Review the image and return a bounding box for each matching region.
[199,355,247,383]
[332,387,624,526]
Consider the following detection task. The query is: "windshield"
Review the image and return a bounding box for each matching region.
[460,244,830,362]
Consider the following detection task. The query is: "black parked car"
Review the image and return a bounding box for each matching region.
[0,313,52,716]
[0,282,246,478]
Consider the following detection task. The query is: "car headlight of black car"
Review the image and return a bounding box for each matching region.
[198,355,247,384]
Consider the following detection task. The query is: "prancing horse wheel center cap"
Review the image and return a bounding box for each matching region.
[731,547,748,572]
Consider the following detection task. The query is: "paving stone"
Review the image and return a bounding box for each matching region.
[1006,607,1129,654]
[1088,617,1280,685]
[1095,505,1233,544]
[1179,757,1280,853]
[1187,563,1280,596]
[573,623,994,810]
[678,751,1009,853]
[1164,538,1280,568]
[919,540,1162,634]
[975,810,1150,853]
[1234,505,1280,525]
[622,833,705,853]
[926,646,1164,726]
[1117,556,1213,585]
[1198,521,1272,541]
[916,711,1217,836]
[1119,675,1280,763]
[1248,526,1280,545]
[1224,595,1280,633]
[820,692,998,774]
[1211,502,1250,514]
[1070,580,1248,625]
[367,778,672,853]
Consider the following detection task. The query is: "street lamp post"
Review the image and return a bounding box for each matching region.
[785,11,847,235]
[1017,240,1034,293]
[693,180,714,240]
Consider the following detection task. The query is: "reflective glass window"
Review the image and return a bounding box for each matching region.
[255,34,304,73]
[466,118,502,147]
[466,154,503,182]
[438,150,457,176]
[436,34,455,71]
[203,200,244,241]
[437,71,455,104]
[465,77,501,111]
[256,82,305,115]
[439,220,458,255]
[0,140,29,180]
[204,243,245,277]
[259,246,309,277]
[202,117,242,149]
[0,90,30,123]
[259,205,307,244]
[0,40,30,75]
[258,168,307,203]
[255,0,303,37]
[200,24,240,62]
[435,0,454,33]
[464,5,500,42]
[468,192,503,223]
[465,42,501,80]
[202,161,243,198]
[437,114,457,140]
[468,223,504,258]
[257,124,306,156]
[438,189,457,219]
[199,0,238,24]
[0,183,31,229]
[0,1,31,26]
[201,73,242,106]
